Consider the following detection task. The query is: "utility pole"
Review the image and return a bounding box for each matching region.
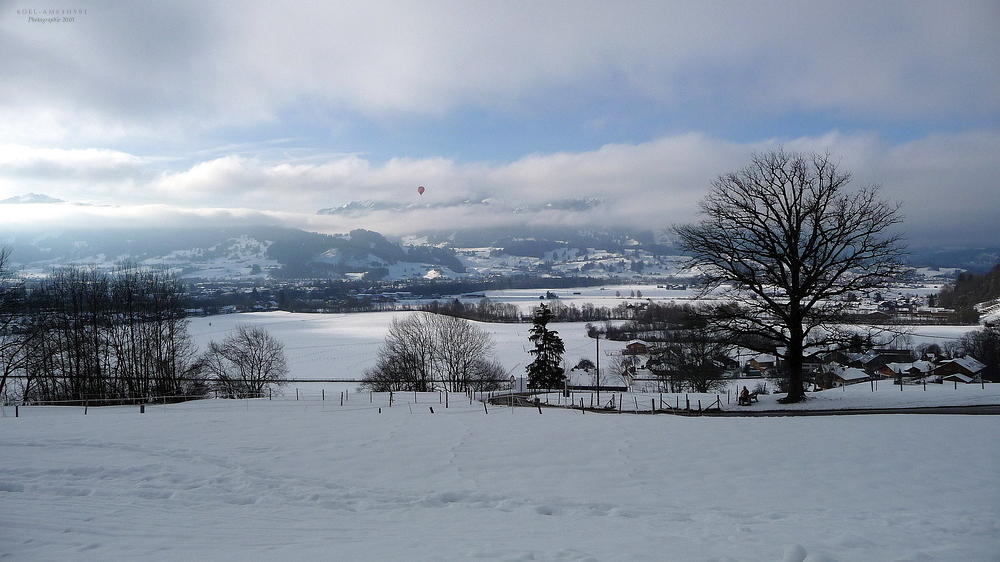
[595,333,600,406]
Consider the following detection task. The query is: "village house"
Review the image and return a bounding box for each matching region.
[931,356,986,383]
[623,340,650,355]
[816,366,871,388]
[856,349,915,376]
[878,360,935,382]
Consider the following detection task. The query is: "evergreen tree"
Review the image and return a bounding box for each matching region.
[526,304,565,389]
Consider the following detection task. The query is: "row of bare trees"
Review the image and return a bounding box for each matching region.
[1,263,198,404]
[0,256,288,404]
[361,312,507,392]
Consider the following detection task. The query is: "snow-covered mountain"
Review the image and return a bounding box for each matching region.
[0,192,65,204]
[0,223,693,282]
[0,213,995,283]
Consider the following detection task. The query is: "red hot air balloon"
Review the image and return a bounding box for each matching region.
[417,186,425,196]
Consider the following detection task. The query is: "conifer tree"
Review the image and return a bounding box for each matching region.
[526,304,565,389]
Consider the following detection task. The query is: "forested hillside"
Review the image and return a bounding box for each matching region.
[938,262,1000,312]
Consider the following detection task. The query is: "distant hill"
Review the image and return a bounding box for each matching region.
[0,226,466,280]
[906,246,1000,275]
[0,193,65,204]
[0,218,994,284]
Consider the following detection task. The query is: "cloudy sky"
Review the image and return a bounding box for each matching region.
[1,1,998,246]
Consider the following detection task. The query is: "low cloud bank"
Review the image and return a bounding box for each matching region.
[1,131,997,247]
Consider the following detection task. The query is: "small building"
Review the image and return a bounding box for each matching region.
[932,356,986,382]
[816,365,870,389]
[748,354,776,372]
[940,373,977,384]
[879,360,934,381]
[831,367,870,386]
[624,340,650,355]
[858,349,915,375]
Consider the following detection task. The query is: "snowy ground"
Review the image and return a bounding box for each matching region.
[3,395,999,561]
[4,310,998,560]
[187,311,632,383]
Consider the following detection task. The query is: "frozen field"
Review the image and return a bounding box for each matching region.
[3,394,999,561]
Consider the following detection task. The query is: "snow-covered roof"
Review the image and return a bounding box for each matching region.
[836,368,870,381]
[942,356,986,374]
[884,361,935,375]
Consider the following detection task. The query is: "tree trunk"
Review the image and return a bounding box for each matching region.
[780,332,807,403]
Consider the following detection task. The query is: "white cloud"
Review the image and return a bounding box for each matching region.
[1,1,996,144]
[2,131,997,246]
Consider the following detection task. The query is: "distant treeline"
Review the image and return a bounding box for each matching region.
[419,297,712,336]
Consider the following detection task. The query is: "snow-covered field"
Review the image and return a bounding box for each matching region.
[4,310,999,561]
[185,310,993,411]
[3,394,998,561]
[187,310,630,383]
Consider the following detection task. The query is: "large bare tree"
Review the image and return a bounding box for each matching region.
[200,324,288,398]
[361,313,503,392]
[674,150,907,403]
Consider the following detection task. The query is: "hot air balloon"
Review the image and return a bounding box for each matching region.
[417,186,425,196]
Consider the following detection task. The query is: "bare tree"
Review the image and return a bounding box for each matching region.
[658,330,733,393]
[199,324,288,398]
[364,314,437,392]
[0,248,32,401]
[607,353,640,387]
[361,313,502,392]
[431,314,497,392]
[674,150,907,403]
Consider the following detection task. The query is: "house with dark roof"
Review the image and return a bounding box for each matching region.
[932,356,986,383]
